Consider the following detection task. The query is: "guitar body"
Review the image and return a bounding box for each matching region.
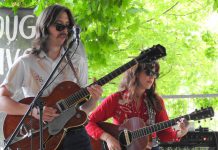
[119,117,152,150]
[90,117,152,150]
[3,81,87,150]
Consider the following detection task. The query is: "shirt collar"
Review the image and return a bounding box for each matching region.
[38,47,66,59]
[122,90,147,100]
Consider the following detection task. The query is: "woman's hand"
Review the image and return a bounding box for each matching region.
[101,132,121,150]
[105,135,121,150]
[177,118,189,138]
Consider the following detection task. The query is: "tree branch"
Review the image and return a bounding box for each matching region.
[162,1,179,15]
[146,1,179,22]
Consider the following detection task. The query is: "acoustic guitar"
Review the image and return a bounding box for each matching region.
[3,44,166,150]
[90,107,214,150]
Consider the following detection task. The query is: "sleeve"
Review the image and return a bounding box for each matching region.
[85,93,119,140]
[0,57,25,96]
[155,97,180,142]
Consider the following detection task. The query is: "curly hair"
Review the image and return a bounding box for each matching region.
[119,61,162,111]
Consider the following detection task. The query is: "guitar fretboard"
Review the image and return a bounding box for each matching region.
[57,45,166,110]
[64,59,138,107]
[131,114,190,139]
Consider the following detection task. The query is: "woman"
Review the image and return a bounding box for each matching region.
[86,61,189,150]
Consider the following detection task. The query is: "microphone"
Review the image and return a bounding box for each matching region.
[67,26,81,49]
[69,26,80,41]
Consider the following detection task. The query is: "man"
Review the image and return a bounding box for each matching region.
[0,4,102,150]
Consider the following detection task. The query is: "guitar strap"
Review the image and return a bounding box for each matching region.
[144,97,156,125]
[65,53,81,86]
[144,97,159,148]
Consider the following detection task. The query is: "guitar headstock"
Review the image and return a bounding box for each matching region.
[190,107,214,121]
[136,44,166,63]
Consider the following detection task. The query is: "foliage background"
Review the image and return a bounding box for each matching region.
[1,0,218,128]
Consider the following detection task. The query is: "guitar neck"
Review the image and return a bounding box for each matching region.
[66,59,138,107]
[58,44,166,110]
[131,114,190,139]
[96,59,138,86]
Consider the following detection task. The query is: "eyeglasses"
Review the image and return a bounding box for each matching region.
[144,69,159,79]
[54,23,72,32]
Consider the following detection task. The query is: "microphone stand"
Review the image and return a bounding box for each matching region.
[4,38,78,150]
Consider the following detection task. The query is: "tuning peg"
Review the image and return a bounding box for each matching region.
[198,120,201,123]
[210,118,213,120]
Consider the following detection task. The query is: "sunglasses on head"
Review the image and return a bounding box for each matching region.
[55,23,72,32]
[144,69,159,79]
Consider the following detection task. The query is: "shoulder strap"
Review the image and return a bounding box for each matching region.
[65,54,81,85]
[144,97,156,125]
[144,96,160,147]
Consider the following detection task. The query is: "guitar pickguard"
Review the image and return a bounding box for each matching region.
[48,107,76,135]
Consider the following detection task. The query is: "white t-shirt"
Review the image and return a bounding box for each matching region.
[1,48,88,98]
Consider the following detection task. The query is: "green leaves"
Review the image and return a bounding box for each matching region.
[214,0,218,11]
[33,1,44,16]
[204,47,218,60]
[1,0,217,118]
[202,32,214,44]
[201,32,218,60]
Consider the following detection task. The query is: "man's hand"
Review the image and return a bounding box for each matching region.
[32,106,59,122]
[87,84,103,101]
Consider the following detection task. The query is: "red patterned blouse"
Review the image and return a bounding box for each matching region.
[85,90,179,143]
